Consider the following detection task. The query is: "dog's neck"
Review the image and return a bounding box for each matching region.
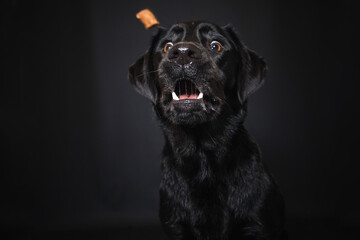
[158,106,259,179]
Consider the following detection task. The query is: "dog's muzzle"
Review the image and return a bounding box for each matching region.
[166,43,204,101]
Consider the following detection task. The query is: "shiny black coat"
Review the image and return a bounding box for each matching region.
[129,21,286,240]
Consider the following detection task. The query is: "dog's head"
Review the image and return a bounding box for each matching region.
[129,21,267,126]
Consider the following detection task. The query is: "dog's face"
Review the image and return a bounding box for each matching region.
[129,21,267,125]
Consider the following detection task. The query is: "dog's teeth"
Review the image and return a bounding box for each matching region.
[197,92,203,99]
[172,92,180,101]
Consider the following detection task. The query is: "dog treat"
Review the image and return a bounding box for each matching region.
[136,9,159,29]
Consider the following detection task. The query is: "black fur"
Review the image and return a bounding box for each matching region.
[129,21,286,240]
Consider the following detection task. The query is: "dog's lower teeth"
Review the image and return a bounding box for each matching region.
[197,92,203,99]
[172,92,180,101]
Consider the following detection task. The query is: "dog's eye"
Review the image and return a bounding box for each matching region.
[163,42,174,53]
[210,41,222,52]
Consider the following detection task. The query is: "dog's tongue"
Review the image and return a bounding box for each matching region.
[179,94,198,100]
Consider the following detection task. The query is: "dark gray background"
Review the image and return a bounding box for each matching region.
[1,0,359,239]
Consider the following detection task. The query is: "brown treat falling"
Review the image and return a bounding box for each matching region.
[136,9,159,29]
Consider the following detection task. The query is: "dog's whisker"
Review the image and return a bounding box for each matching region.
[213,109,221,115]
[135,69,160,78]
[222,100,232,109]
[208,134,217,145]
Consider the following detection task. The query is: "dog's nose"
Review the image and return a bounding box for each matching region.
[167,43,202,65]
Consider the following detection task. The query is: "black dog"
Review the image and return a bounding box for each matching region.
[129,21,286,240]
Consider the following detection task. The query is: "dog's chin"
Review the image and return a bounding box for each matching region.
[160,94,222,126]
[170,99,207,125]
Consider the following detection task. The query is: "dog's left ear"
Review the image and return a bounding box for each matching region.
[224,25,268,103]
[128,50,157,102]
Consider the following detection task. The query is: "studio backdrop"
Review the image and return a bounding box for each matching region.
[1,0,358,235]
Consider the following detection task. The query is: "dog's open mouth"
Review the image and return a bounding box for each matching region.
[172,79,203,101]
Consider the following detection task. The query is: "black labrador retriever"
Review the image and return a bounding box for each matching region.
[129,21,286,240]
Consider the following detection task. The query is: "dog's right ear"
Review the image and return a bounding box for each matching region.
[128,27,166,103]
[128,50,157,103]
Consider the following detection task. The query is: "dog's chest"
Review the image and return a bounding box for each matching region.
[186,178,234,237]
[163,155,231,217]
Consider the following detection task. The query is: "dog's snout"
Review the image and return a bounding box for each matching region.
[168,43,202,65]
